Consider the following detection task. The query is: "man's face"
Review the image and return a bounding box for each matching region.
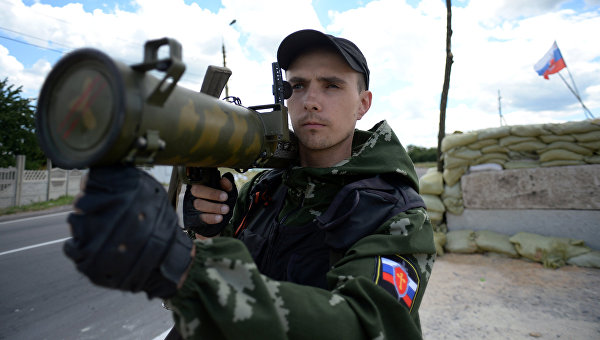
[286,49,371,166]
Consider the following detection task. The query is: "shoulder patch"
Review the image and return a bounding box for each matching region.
[375,255,420,311]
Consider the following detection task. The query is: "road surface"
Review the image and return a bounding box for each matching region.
[0,211,173,339]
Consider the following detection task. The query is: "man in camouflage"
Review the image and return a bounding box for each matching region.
[65,29,435,339]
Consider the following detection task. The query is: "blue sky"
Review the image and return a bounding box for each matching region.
[1,0,599,150]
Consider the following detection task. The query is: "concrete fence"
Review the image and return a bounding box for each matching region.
[0,155,84,209]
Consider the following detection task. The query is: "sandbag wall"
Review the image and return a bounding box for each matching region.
[420,119,600,268]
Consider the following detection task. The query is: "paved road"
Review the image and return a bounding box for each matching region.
[0,211,173,339]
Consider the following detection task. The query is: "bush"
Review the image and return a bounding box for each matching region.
[407,145,437,163]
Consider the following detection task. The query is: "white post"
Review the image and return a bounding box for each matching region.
[15,155,25,207]
[66,169,70,197]
[46,159,52,201]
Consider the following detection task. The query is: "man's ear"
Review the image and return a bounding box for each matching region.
[356,90,372,120]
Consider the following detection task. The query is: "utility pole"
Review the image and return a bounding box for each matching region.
[222,41,228,97]
[498,89,506,126]
[222,19,237,98]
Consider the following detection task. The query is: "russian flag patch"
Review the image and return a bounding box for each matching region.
[375,255,420,310]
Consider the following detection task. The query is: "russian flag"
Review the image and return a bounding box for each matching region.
[381,258,418,307]
[534,41,566,80]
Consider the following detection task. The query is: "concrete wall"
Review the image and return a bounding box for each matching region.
[0,167,83,208]
[460,165,600,210]
[448,165,600,249]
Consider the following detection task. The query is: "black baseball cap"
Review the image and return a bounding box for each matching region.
[277,29,370,90]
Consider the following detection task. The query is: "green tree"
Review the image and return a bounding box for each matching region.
[0,78,45,169]
[407,144,438,163]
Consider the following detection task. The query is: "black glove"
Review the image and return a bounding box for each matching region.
[183,172,238,237]
[64,165,193,299]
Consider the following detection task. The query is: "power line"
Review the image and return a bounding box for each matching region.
[0,34,67,54]
[0,25,72,49]
[0,6,220,89]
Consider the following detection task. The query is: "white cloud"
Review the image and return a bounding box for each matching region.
[0,44,51,97]
[0,0,598,150]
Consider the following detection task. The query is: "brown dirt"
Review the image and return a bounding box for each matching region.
[419,253,600,339]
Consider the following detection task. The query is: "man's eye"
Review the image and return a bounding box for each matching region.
[327,84,340,89]
[292,83,304,90]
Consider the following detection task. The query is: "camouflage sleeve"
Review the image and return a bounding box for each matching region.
[166,207,435,339]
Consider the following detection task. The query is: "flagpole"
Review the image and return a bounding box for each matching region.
[557,72,595,119]
[557,50,594,119]
[564,63,581,99]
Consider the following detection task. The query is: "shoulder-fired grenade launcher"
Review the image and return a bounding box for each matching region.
[35,38,296,200]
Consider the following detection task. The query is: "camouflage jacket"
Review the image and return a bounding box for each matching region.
[166,120,436,339]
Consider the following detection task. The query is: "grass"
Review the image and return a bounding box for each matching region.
[0,195,74,216]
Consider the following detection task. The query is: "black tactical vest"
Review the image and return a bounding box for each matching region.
[235,171,425,290]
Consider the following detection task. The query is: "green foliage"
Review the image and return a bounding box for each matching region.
[407,144,437,163]
[0,78,45,169]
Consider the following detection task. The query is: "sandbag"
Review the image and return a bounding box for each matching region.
[435,223,448,233]
[543,141,594,155]
[577,140,600,150]
[504,160,540,169]
[475,230,519,257]
[427,211,444,226]
[441,183,463,215]
[477,126,511,140]
[566,251,600,269]
[584,155,600,164]
[509,232,591,269]
[507,150,538,160]
[443,166,466,186]
[511,124,549,137]
[469,163,503,172]
[441,183,462,199]
[422,194,445,213]
[474,153,508,165]
[499,136,538,146]
[442,197,463,215]
[445,230,478,253]
[545,120,600,135]
[539,149,584,162]
[434,231,447,256]
[441,132,478,152]
[447,147,482,160]
[539,134,575,143]
[507,141,547,152]
[481,144,508,154]
[573,130,600,142]
[467,139,497,150]
[541,160,586,167]
[444,156,471,169]
[419,170,444,195]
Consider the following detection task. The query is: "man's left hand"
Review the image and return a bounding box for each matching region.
[64,165,193,299]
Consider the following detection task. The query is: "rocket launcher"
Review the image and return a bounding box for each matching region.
[35,38,296,199]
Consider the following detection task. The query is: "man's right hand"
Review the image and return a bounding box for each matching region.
[183,172,237,237]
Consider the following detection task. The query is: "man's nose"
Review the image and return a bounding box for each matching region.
[303,86,322,112]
